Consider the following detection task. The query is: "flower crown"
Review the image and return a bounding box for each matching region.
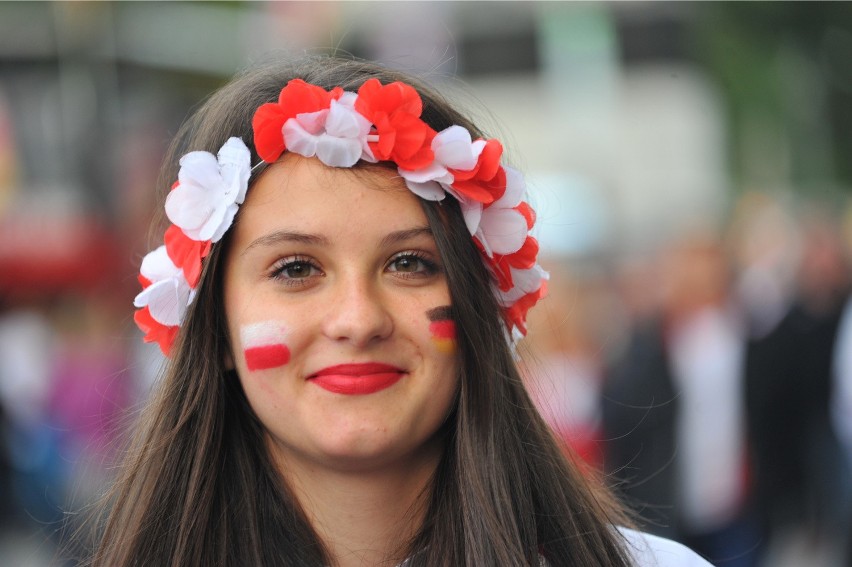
[134,78,549,356]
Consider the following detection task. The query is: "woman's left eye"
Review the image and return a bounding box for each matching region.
[386,252,439,276]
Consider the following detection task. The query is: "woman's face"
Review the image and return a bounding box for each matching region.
[222,154,459,476]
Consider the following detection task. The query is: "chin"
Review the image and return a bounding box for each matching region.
[314,431,445,475]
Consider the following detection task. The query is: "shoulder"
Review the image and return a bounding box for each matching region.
[616,527,715,567]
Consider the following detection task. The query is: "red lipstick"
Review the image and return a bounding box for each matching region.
[309,363,405,395]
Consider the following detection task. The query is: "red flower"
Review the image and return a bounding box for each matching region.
[164,225,211,288]
[449,139,506,204]
[252,80,343,163]
[496,236,539,275]
[505,282,548,336]
[355,79,435,169]
[134,306,179,356]
[491,258,514,292]
[480,236,539,292]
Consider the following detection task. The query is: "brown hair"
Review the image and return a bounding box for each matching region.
[90,55,632,566]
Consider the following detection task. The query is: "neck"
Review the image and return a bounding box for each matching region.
[272,441,442,567]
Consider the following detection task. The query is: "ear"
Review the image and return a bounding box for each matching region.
[223,348,235,370]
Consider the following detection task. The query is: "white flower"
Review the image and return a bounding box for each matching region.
[165,137,251,242]
[133,246,194,327]
[283,94,372,168]
[400,125,485,201]
[472,166,528,256]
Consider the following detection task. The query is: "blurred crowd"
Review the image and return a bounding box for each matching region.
[522,192,852,567]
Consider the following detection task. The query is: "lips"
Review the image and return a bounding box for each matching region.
[309,363,406,395]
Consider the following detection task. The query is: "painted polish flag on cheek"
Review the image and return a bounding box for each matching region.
[241,321,291,371]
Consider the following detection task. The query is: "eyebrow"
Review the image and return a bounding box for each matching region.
[379,226,433,248]
[243,231,330,255]
[242,226,434,255]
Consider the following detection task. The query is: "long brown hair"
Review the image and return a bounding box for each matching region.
[89,55,633,566]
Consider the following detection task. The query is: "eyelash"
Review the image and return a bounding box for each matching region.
[268,251,440,287]
[385,250,441,279]
[269,255,322,287]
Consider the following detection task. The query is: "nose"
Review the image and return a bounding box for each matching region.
[321,274,393,347]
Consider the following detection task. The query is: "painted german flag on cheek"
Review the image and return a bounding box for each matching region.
[427,306,456,353]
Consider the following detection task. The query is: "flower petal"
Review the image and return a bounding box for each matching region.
[178,151,221,189]
[316,135,363,168]
[445,186,483,236]
[478,207,528,255]
[139,246,181,282]
[217,137,251,204]
[252,103,288,162]
[209,203,239,243]
[165,184,215,234]
[164,225,210,287]
[325,99,369,138]
[434,125,478,171]
[398,162,451,184]
[493,166,525,209]
[498,265,550,304]
[294,109,328,135]
[134,278,191,327]
[283,117,319,158]
[404,179,447,201]
[134,307,178,355]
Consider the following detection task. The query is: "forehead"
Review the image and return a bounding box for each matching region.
[233,154,428,239]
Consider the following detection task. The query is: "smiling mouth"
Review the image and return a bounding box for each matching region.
[308,363,406,395]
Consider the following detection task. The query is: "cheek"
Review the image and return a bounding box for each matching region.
[240,321,292,371]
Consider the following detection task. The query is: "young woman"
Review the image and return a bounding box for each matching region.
[95,56,711,566]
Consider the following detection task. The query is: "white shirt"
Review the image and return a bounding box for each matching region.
[832,297,852,468]
[396,527,713,567]
[669,306,747,531]
[619,527,714,566]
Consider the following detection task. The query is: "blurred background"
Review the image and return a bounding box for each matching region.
[1,2,851,566]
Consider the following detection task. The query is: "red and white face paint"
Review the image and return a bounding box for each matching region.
[241,321,291,371]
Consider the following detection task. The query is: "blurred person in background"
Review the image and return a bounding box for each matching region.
[84,55,711,567]
[0,290,133,564]
[744,204,852,567]
[604,227,758,566]
[602,251,679,542]
[48,293,131,543]
[662,229,755,566]
[0,293,64,543]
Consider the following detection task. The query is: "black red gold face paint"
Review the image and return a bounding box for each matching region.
[426,306,456,353]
